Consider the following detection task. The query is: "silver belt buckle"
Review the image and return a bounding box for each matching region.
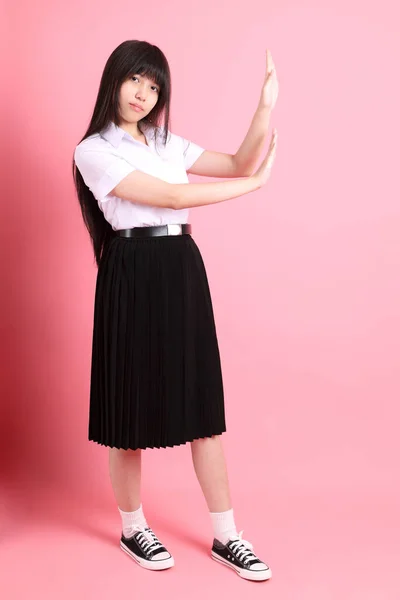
[166,224,182,236]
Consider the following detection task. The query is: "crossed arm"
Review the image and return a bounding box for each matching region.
[111,105,273,210]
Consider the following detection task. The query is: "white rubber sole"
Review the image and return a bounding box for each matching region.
[120,541,175,570]
[211,551,272,581]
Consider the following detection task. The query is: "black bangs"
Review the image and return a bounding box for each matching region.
[134,63,168,91]
[127,67,163,91]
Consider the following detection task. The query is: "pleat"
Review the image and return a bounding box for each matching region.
[88,233,226,450]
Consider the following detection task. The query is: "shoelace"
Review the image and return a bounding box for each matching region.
[228,530,258,565]
[134,527,164,555]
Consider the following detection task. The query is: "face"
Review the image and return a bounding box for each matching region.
[119,73,160,125]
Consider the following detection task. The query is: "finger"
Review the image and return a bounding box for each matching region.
[267,146,277,166]
[266,49,270,72]
[268,145,277,161]
[269,57,276,78]
[265,67,276,84]
[265,70,273,84]
[270,54,275,70]
[266,145,276,164]
[269,127,277,139]
[267,157,275,169]
[268,138,277,158]
[268,50,275,73]
[266,50,275,76]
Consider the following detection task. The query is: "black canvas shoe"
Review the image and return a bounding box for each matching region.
[211,530,272,581]
[120,526,174,570]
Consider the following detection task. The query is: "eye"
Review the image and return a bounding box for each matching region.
[131,76,159,93]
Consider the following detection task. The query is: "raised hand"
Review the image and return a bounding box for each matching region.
[259,49,279,111]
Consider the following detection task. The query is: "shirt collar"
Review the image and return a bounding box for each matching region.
[100,121,154,148]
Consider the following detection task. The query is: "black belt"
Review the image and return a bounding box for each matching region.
[116,224,192,238]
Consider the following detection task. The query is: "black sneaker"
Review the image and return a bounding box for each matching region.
[211,530,272,581]
[120,526,174,570]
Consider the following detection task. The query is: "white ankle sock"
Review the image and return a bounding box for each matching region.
[210,508,238,545]
[118,504,148,538]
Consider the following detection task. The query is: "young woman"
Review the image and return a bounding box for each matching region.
[72,39,278,581]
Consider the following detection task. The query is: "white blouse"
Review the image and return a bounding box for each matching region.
[73,121,205,230]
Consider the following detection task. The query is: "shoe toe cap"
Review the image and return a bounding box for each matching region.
[249,561,270,571]
[153,551,172,561]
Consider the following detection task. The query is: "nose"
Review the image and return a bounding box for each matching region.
[135,84,148,102]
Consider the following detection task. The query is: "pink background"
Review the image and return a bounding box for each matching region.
[2,0,399,598]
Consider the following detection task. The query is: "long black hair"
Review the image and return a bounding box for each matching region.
[72,40,172,267]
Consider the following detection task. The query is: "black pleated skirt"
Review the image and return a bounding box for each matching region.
[88,230,226,450]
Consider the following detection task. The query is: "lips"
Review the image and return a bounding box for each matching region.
[129,103,144,112]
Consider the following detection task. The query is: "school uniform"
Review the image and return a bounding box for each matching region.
[74,121,226,451]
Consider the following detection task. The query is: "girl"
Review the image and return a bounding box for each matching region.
[72,39,278,581]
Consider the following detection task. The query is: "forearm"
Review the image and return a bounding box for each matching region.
[171,176,260,209]
[233,106,272,176]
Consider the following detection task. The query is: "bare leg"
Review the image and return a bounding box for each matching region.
[109,447,142,512]
[190,435,232,512]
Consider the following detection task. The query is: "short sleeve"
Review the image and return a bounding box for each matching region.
[181,136,205,171]
[74,146,137,203]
